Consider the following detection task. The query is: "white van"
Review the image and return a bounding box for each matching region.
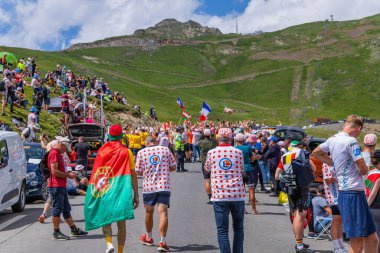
[0,131,27,212]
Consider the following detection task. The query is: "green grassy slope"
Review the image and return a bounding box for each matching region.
[2,14,380,125]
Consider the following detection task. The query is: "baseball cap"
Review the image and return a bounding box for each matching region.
[108,124,123,140]
[248,134,258,143]
[268,136,278,143]
[235,133,246,142]
[278,141,286,147]
[290,140,300,146]
[364,134,377,146]
[203,129,211,136]
[218,128,232,139]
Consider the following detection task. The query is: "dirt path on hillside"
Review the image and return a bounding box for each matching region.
[305,66,315,101]
[168,66,296,89]
[291,67,302,101]
[227,99,270,110]
[127,66,201,79]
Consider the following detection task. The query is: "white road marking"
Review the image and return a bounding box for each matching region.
[0,215,26,231]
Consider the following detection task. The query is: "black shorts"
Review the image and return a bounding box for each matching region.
[185,143,193,152]
[202,162,210,179]
[288,186,310,212]
[331,205,341,215]
[143,191,170,207]
[243,171,257,187]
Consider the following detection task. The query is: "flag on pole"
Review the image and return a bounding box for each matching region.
[177,97,185,109]
[84,141,135,231]
[200,101,212,121]
[182,109,191,120]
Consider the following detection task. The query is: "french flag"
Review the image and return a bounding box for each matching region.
[199,101,212,121]
[177,97,185,109]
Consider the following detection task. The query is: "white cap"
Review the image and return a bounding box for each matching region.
[203,129,211,136]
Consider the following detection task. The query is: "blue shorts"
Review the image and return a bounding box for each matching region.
[143,191,170,207]
[338,191,376,238]
[49,187,72,219]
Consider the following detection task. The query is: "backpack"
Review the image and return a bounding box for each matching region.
[291,150,315,189]
[0,80,5,92]
[23,127,31,138]
[39,151,51,179]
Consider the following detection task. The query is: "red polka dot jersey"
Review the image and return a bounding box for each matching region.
[135,146,176,193]
[204,145,246,201]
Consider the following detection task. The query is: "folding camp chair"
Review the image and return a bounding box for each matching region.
[315,216,332,240]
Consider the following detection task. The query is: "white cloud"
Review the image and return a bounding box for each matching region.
[0,0,380,50]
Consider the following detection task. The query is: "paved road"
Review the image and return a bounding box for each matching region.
[0,163,338,253]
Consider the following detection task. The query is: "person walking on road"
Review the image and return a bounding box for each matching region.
[275,141,316,253]
[205,128,246,253]
[84,124,139,253]
[313,115,379,253]
[264,136,281,197]
[174,126,187,172]
[235,133,259,215]
[47,140,88,240]
[198,128,218,204]
[136,136,176,252]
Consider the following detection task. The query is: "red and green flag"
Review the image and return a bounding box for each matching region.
[365,167,380,197]
[84,141,134,231]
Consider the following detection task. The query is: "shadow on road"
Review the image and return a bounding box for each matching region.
[170,244,218,252]
[0,207,42,232]
[256,211,286,216]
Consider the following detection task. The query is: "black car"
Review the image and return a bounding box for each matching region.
[273,126,306,142]
[24,143,48,200]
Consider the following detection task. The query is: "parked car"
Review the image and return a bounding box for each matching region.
[24,143,48,200]
[0,131,27,213]
[273,126,306,142]
[67,123,106,176]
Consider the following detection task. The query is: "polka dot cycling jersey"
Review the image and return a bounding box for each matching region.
[204,145,246,202]
[135,146,176,193]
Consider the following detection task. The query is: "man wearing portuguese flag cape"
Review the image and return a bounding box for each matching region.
[84,124,139,253]
[366,150,380,252]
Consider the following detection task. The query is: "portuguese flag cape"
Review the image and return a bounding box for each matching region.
[365,166,380,198]
[84,141,134,231]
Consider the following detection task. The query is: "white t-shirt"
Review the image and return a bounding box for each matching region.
[135,146,176,193]
[319,132,364,191]
[362,151,372,167]
[27,113,36,128]
[204,145,246,202]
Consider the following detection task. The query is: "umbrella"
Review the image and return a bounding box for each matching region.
[0,52,18,67]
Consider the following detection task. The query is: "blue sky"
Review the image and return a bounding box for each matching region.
[196,0,249,16]
[1,0,380,51]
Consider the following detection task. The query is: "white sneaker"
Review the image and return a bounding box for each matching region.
[106,245,115,253]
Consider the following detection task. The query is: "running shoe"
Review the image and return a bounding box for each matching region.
[157,242,170,252]
[140,234,154,246]
[70,227,88,237]
[181,169,188,172]
[295,246,314,253]
[294,244,309,249]
[333,249,344,253]
[105,245,115,253]
[38,213,46,223]
[52,231,70,240]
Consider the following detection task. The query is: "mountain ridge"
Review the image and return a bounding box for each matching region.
[68,18,222,51]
